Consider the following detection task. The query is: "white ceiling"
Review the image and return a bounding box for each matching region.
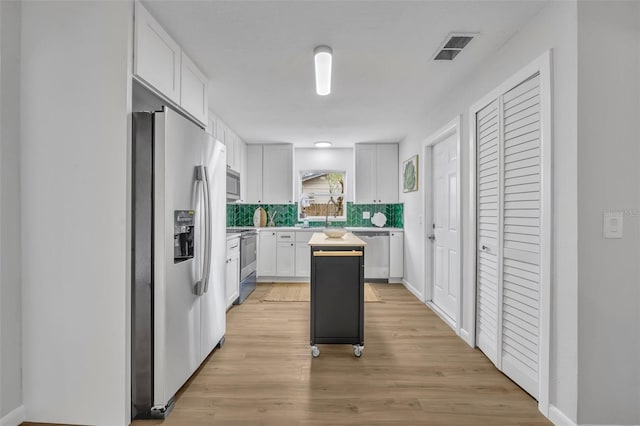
[142,0,548,147]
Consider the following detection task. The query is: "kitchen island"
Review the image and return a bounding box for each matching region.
[308,232,366,358]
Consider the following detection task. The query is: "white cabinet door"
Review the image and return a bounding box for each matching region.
[376,144,399,203]
[246,145,263,203]
[295,243,311,277]
[206,113,215,136]
[257,231,276,276]
[276,232,295,277]
[233,135,242,173]
[355,144,377,204]
[263,145,293,204]
[239,140,247,201]
[276,242,295,277]
[180,52,208,126]
[389,231,404,278]
[355,143,399,204]
[227,132,235,171]
[134,1,181,103]
[225,241,240,309]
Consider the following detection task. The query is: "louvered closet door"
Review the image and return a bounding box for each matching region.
[475,99,500,365]
[475,73,542,399]
[500,74,541,399]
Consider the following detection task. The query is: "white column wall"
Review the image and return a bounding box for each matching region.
[577,2,640,424]
[398,1,578,421]
[0,0,23,422]
[20,2,132,425]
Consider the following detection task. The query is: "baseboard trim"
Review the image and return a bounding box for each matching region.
[548,405,576,426]
[402,279,423,301]
[425,301,457,331]
[459,328,474,348]
[1,405,25,426]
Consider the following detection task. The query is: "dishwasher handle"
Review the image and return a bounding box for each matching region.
[353,231,389,237]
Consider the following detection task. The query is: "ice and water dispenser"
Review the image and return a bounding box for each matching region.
[174,210,195,263]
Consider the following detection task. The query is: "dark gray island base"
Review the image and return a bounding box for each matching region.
[308,233,366,358]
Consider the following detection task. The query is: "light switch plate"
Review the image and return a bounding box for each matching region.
[603,211,623,239]
[362,211,371,220]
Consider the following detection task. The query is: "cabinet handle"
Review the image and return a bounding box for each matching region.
[279,235,291,239]
[314,250,363,257]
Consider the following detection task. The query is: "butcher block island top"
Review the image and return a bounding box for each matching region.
[307,232,366,247]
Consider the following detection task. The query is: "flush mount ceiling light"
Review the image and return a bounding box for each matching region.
[314,45,332,96]
[314,141,332,148]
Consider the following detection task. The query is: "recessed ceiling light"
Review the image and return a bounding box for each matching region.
[314,141,332,148]
[314,45,332,96]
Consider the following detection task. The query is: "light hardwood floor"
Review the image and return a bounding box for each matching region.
[25,283,551,426]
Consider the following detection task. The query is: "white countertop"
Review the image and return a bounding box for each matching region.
[308,232,366,247]
[251,226,403,232]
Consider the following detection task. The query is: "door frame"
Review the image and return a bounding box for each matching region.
[423,116,463,335]
[467,50,552,415]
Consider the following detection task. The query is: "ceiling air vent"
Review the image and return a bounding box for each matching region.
[433,33,475,61]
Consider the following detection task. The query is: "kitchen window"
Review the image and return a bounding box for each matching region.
[298,170,346,222]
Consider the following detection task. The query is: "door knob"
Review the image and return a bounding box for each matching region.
[482,245,489,252]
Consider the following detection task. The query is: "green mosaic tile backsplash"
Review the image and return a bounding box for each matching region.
[227,202,403,228]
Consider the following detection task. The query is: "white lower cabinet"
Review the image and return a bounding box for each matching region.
[258,231,277,276]
[389,231,404,280]
[294,232,314,277]
[276,232,295,276]
[225,237,240,309]
[258,229,403,281]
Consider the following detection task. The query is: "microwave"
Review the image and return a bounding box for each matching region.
[226,169,241,201]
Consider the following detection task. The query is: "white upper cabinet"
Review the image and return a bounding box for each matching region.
[180,52,209,125]
[134,2,181,103]
[355,143,399,204]
[246,145,263,203]
[355,144,377,204]
[245,144,293,204]
[134,2,209,127]
[263,145,293,204]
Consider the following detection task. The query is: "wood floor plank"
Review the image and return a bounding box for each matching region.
[23,283,551,426]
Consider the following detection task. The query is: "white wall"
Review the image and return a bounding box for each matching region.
[577,2,640,424]
[20,2,132,425]
[399,1,578,421]
[0,0,23,423]
[295,148,354,202]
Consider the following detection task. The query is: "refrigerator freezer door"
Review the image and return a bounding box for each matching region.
[153,108,206,407]
[199,137,227,362]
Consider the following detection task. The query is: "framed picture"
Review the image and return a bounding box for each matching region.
[402,155,418,192]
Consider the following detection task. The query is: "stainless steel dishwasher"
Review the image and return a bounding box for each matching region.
[352,231,389,281]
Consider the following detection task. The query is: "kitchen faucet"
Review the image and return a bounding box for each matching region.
[325,198,338,228]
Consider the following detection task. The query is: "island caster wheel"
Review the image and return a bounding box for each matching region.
[311,346,320,358]
[353,345,363,358]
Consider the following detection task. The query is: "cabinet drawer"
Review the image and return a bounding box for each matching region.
[295,231,316,243]
[276,232,295,241]
[227,238,240,253]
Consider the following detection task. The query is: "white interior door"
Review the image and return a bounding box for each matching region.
[431,134,459,323]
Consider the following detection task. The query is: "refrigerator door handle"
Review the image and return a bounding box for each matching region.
[194,165,212,296]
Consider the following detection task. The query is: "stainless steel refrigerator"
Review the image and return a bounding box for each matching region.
[132,107,226,419]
